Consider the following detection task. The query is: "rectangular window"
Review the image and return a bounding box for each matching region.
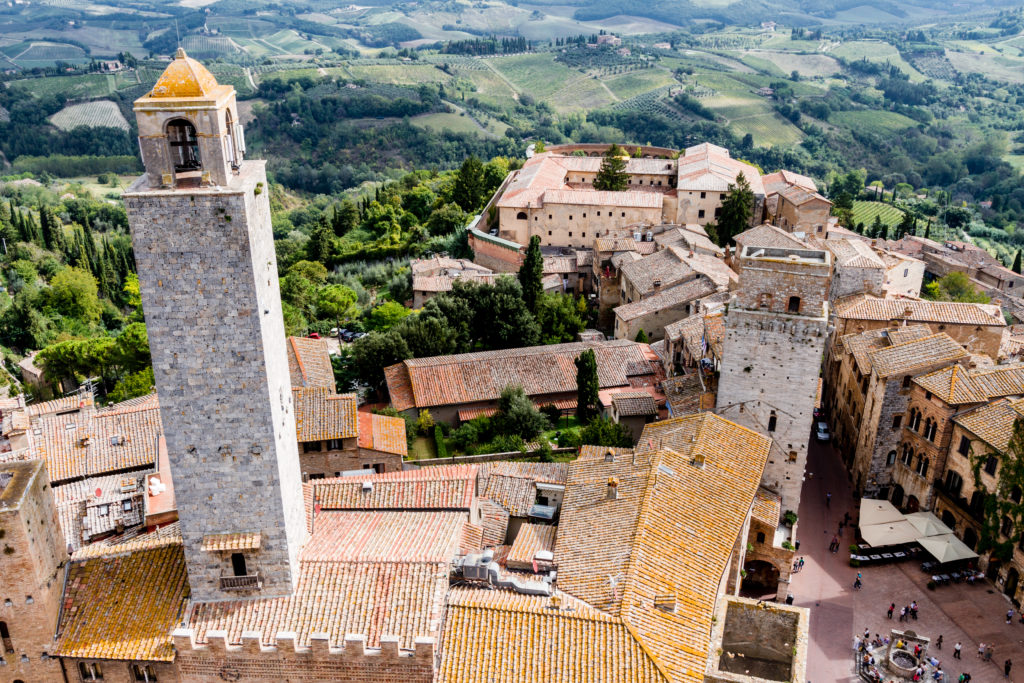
[302,441,320,453]
[97,504,109,516]
[892,415,902,430]
[957,436,970,456]
[328,438,341,450]
[231,553,247,577]
[582,213,587,218]
[581,232,586,238]
[548,231,552,236]
[597,211,601,216]
[569,215,573,220]
[79,662,104,680]
[984,455,998,476]
[132,664,158,682]
[308,473,325,480]
[621,212,625,217]
[122,500,133,512]
[568,232,572,237]
[700,191,706,199]
[698,209,705,219]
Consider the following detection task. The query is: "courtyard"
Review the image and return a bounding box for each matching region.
[791,438,1024,682]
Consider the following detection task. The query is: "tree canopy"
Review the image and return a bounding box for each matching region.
[575,349,600,422]
[713,172,754,247]
[593,143,629,192]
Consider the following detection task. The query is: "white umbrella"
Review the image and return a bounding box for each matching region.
[860,520,921,547]
[905,511,952,538]
[918,534,978,564]
[859,499,904,527]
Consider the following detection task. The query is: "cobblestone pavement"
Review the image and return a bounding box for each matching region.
[790,437,1024,683]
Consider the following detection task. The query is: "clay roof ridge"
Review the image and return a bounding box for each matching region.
[616,449,664,619]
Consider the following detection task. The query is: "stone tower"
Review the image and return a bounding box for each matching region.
[716,244,830,513]
[0,460,67,683]
[124,49,306,602]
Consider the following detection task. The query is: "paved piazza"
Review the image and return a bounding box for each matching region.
[792,438,1024,682]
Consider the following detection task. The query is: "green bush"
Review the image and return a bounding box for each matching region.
[927,580,937,590]
[849,559,860,567]
[781,540,795,551]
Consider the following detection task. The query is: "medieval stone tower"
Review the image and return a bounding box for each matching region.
[716,244,830,513]
[124,50,307,602]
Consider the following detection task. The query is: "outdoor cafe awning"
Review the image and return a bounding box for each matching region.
[859,499,904,527]
[918,534,978,564]
[859,520,922,547]
[905,511,953,538]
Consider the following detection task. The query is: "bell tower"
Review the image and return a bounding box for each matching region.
[124,50,306,602]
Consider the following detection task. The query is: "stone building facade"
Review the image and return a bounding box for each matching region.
[716,244,831,513]
[0,461,67,683]
[124,50,307,602]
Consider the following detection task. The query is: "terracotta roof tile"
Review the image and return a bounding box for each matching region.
[733,223,808,249]
[827,238,885,269]
[287,336,335,389]
[303,510,466,563]
[56,535,189,662]
[385,341,655,412]
[200,531,261,552]
[611,391,659,416]
[555,412,771,680]
[833,296,1006,327]
[32,399,162,483]
[313,465,477,510]
[506,523,557,569]
[478,461,568,516]
[614,277,718,322]
[293,388,357,442]
[868,333,967,378]
[357,411,408,456]
[954,398,1024,451]
[438,588,669,683]
[751,487,781,527]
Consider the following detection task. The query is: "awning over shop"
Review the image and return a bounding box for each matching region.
[918,534,978,564]
[859,498,904,526]
[905,511,953,538]
[859,520,922,547]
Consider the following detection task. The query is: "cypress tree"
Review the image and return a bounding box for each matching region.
[517,235,544,313]
[575,349,600,423]
[1013,250,1022,275]
[594,143,629,192]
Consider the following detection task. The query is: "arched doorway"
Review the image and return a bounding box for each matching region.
[905,495,920,513]
[166,118,201,173]
[987,556,1001,581]
[940,510,956,530]
[891,485,905,508]
[741,559,781,597]
[962,526,978,551]
[1005,567,1019,601]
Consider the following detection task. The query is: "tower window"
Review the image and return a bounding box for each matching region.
[166,118,201,173]
[767,411,777,432]
[79,662,104,680]
[787,296,800,313]
[231,553,247,577]
[133,664,158,682]
[0,621,12,654]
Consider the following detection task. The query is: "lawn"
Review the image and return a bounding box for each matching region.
[408,436,437,460]
[850,200,905,229]
[347,63,453,85]
[603,69,676,100]
[488,53,579,98]
[410,111,488,136]
[742,50,841,79]
[829,110,919,135]
[549,76,617,112]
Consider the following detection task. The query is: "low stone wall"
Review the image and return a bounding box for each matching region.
[706,596,809,683]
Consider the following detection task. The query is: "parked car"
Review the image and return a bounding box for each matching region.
[815,421,830,442]
[308,332,321,339]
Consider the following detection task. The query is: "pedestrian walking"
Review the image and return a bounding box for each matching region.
[1005,659,1012,679]
[979,642,986,659]
[911,600,919,620]
[826,491,831,507]
[900,606,907,622]
[985,644,994,662]
[934,667,944,681]
[1006,609,1014,624]
[954,642,962,659]
[888,602,895,619]
[799,557,804,570]
[937,635,943,650]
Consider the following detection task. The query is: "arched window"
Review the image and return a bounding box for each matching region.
[916,457,929,478]
[901,445,913,466]
[756,531,766,543]
[891,485,904,507]
[166,118,201,173]
[1002,516,1014,537]
[787,296,801,313]
[910,409,922,432]
[886,450,897,466]
[225,108,238,168]
[941,510,956,530]
[516,211,528,220]
[963,526,978,550]
[767,411,777,432]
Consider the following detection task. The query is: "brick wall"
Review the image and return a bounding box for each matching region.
[62,658,177,683]
[467,231,522,273]
[299,441,402,477]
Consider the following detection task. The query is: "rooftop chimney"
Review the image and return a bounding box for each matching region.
[607,477,619,500]
[604,450,615,463]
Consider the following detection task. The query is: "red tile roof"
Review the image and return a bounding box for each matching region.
[312,465,478,510]
[287,336,336,389]
[357,411,408,456]
[293,388,357,442]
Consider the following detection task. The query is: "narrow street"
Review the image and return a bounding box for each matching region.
[791,438,1024,682]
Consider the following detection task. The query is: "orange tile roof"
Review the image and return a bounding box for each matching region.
[33,399,163,483]
[385,341,655,412]
[506,523,557,568]
[28,394,93,417]
[833,295,1006,327]
[287,336,336,389]
[868,333,967,378]
[544,189,664,208]
[555,412,771,681]
[56,534,189,662]
[438,588,669,683]
[954,397,1024,451]
[293,388,357,442]
[733,223,808,249]
[677,144,765,195]
[189,561,447,651]
[827,238,885,269]
[303,511,467,563]
[615,277,718,322]
[200,531,261,552]
[478,461,568,516]
[751,487,781,527]
[357,411,408,456]
[148,48,221,98]
[312,465,478,510]
[611,391,659,416]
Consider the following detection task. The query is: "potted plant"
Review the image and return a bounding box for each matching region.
[783,510,798,527]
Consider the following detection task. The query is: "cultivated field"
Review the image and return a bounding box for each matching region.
[850,200,905,228]
[829,110,918,135]
[49,100,130,132]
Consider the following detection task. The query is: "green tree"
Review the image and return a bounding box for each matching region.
[870,214,884,238]
[575,349,600,422]
[351,330,411,393]
[896,211,916,239]
[635,329,648,343]
[307,215,335,263]
[578,416,633,448]
[943,206,971,231]
[393,315,459,358]
[402,186,437,222]
[288,260,329,287]
[0,290,50,349]
[365,300,412,332]
[593,143,629,191]
[518,235,544,313]
[492,384,548,441]
[317,284,359,332]
[452,155,485,212]
[49,267,102,323]
[1013,250,1021,275]
[107,367,155,403]
[114,322,150,374]
[40,206,66,254]
[713,172,754,247]
[426,202,468,236]
[280,273,319,317]
[535,293,587,344]
[282,302,308,337]
[922,272,991,303]
[330,199,359,236]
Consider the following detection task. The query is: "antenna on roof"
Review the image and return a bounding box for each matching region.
[175,19,181,50]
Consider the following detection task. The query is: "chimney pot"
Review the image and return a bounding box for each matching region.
[607,477,619,500]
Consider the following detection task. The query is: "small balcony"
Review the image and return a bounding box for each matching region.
[220,573,261,591]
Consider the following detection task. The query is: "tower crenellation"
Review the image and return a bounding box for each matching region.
[124,49,306,602]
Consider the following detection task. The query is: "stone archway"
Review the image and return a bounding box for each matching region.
[1005,567,1019,601]
[962,526,978,551]
[742,559,781,597]
[905,495,920,513]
